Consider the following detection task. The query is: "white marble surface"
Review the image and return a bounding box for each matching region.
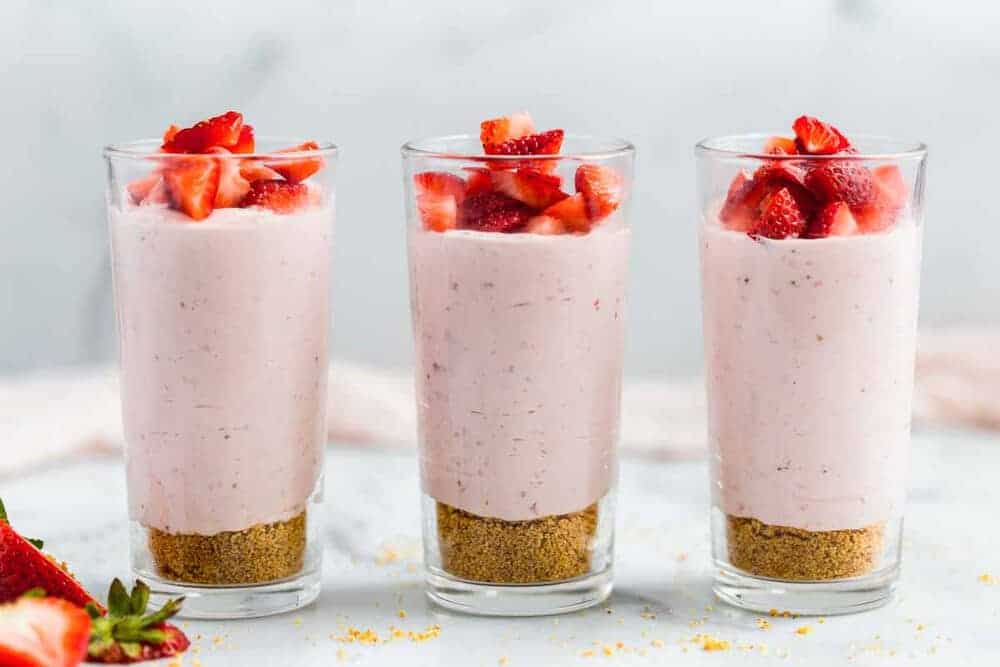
[5,428,999,666]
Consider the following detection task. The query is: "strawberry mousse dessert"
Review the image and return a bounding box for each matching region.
[104,111,336,618]
[403,112,634,615]
[696,116,927,614]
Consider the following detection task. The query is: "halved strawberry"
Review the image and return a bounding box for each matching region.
[575,164,623,221]
[231,125,255,154]
[749,187,807,240]
[871,164,907,210]
[161,111,243,153]
[719,172,755,231]
[162,157,220,221]
[0,595,91,667]
[458,192,533,233]
[87,579,189,664]
[161,125,179,145]
[804,161,875,210]
[267,141,324,183]
[416,193,458,232]
[462,167,494,196]
[750,162,818,217]
[126,173,161,205]
[413,172,468,204]
[763,136,798,155]
[0,499,101,610]
[524,215,567,235]
[480,112,535,147]
[483,129,564,157]
[240,179,310,214]
[207,148,251,208]
[239,160,282,183]
[490,168,568,209]
[541,193,591,233]
[806,201,858,238]
[792,116,851,155]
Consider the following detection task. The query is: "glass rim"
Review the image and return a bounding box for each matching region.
[103,137,339,160]
[695,132,927,161]
[400,133,636,161]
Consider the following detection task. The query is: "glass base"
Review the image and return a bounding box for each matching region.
[139,567,321,619]
[425,566,612,617]
[712,561,898,616]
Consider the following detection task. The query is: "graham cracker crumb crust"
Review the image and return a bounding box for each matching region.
[148,511,306,585]
[727,515,883,581]
[436,501,598,584]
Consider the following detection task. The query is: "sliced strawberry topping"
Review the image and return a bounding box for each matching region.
[804,161,875,209]
[414,171,468,204]
[161,111,243,153]
[575,164,623,221]
[239,160,282,183]
[231,125,255,154]
[416,193,458,232]
[484,129,564,156]
[719,172,755,232]
[161,125,180,145]
[749,187,807,240]
[462,167,494,197]
[240,180,310,214]
[126,173,162,205]
[0,596,91,667]
[490,168,568,209]
[792,115,851,155]
[267,141,324,183]
[763,136,798,155]
[458,192,533,233]
[207,148,250,208]
[871,164,907,210]
[541,193,591,233]
[480,112,535,147]
[161,158,219,221]
[524,215,567,235]
[142,179,169,205]
[806,201,858,238]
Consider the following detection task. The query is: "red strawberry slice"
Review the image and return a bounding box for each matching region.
[462,167,494,196]
[267,141,324,183]
[480,112,535,147]
[414,172,468,204]
[161,157,220,221]
[161,111,243,153]
[142,179,169,205]
[763,136,798,155]
[804,161,875,210]
[575,164,623,221]
[126,173,161,205]
[207,147,251,208]
[541,193,591,233]
[416,193,458,232]
[749,187,807,240]
[0,596,90,667]
[490,168,568,209]
[792,116,851,155]
[853,165,908,233]
[239,160,282,183]
[458,192,533,233]
[240,179,310,214]
[0,504,101,610]
[524,215,567,235]
[719,172,755,231]
[231,125,255,154]
[484,129,564,157]
[806,201,858,238]
[161,125,180,145]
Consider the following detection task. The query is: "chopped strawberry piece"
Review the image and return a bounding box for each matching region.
[161,157,220,221]
[871,164,907,210]
[126,173,161,205]
[763,136,798,155]
[416,193,458,232]
[490,168,568,209]
[207,147,250,208]
[749,187,807,240]
[239,160,282,183]
[541,193,591,233]
[484,129,564,157]
[266,141,324,183]
[458,192,533,233]
[414,171,468,204]
[719,172,755,232]
[463,167,494,196]
[142,179,169,205]
[161,111,243,153]
[161,125,180,145]
[231,125,255,154]
[806,201,858,238]
[480,112,535,147]
[804,161,875,209]
[575,164,623,221]
[240,179,310,214]
[792,116,851,155]
[0,596,91,667]
[524,215,567,235]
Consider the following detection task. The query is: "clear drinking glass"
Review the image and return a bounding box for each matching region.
[402,135,635,615]
[104,139,337,618]
[695,134,927,614]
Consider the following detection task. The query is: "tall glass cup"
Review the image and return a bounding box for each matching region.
[104,139,337,618]
[402,136,634,615]
[695,134,927,614]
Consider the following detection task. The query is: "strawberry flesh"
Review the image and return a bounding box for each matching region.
[267,141,324,183]
[126,173,161,205]
[458,192,533,233]
[462,167,494,197]
[414,172,468,204]
[0,522,101,610]
[792,115,851,155]
[207,148,251,209]
[483,129,564,157]
[162,157,220,221]
[541,193,591,233]
[240,180,310,214]
[231,125,255,154]
[804,161,875,210]
[575,164,623,221]
[490,168,567,209]
[0,596,91,667]
[763,136,798,155]
[416,193,458,232]
[161,111,243,154]
[806,201,858,238]
[749,187,807,240]
[480,112,535,147]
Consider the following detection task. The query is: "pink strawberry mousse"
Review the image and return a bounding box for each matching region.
[699,218,922,531]
[111,203,332,536]
[409,221,630,521]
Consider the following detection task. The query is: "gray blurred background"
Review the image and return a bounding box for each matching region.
[1,0,997,378]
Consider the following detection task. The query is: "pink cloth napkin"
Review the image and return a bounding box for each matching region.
[0,329,995,478]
